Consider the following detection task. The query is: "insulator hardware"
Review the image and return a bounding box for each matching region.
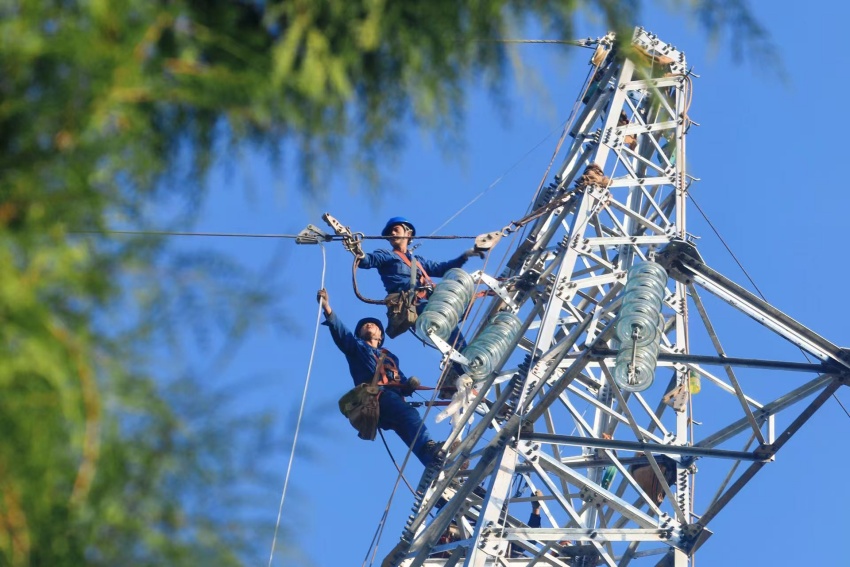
[615,262,667,346]
[613,262,668,392]
[461,312,522,380]
[414,268,475,345]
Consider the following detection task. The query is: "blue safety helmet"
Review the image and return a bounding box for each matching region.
[381,216,416,237]
[355,317,385,347]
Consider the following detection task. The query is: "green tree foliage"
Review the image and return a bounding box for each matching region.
[0,1,769,565]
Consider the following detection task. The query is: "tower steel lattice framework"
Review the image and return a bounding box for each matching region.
[381,28,850,567]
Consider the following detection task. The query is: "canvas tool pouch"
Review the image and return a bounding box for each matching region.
[384,291,417,338]
[337,351,386,441]
[629,457,677,505]
[338,383,381,440]
[384,251,433,338]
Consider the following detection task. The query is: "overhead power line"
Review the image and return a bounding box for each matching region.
[486,38,597,46]
[71,229,478,240]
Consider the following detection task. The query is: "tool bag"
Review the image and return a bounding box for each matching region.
[384,290,418,338]
[337,353,386,440]
[383,251,433,338]
[629,455,677,505]
[338,383,381,440]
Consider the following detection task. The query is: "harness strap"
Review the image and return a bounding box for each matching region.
[393,250,434,296]
[370,351,388,387]
[373,349,399,386]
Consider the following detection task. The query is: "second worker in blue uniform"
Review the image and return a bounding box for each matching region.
[318,288,443,467]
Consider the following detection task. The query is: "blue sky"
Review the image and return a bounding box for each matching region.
[182,3,850,565]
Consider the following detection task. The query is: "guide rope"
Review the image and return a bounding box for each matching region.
[267,244,326,567]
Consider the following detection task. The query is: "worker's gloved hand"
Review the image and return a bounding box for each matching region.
[400,376,420,397]
[464,247,485,260]
[351,241,366,259]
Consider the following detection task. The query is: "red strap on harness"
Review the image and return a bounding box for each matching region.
[373,349,400,385]
[393,250,434,298]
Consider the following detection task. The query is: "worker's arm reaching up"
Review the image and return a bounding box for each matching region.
[317,288,333,317]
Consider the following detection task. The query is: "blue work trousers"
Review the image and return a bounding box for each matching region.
[379,391,434,466]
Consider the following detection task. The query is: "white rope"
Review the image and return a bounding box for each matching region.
[268,243,327,567]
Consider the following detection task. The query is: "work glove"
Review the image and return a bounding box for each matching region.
[400,376,420,397]
[464,247,485,260]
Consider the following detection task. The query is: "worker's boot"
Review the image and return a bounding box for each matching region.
[422,440,443,465]
[424,440,469,470]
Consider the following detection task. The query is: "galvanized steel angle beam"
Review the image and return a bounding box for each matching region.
[463,447,520,565]
[565,387,667,446]
[568,247,619,275]
[475,270,519,311]
[629,388,671,439]
[694,373,837,450]
[663,247,850,368]
[599,197,668,237]
[570,64,617,138]
[407,401,527,543]
[554,392,596,438]
[688,284,766,445]
[504,528,679,543]
[660,362,763,408]
[600,389,681,511]
[607,176,671,189]
[692,380,842,541]
[582,236,670,247]
[532,451,672,539]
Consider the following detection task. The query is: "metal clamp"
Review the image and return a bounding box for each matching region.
[295,224,332,245]
[322,212,364,257]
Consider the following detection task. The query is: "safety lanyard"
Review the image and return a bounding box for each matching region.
[393,251,434,291]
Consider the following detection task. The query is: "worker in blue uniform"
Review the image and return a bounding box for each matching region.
[317,288,441,467]
[358,216,482,305]
[357,216,483,394]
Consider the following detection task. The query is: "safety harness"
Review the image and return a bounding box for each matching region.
[393,250,434,299]
[373,349,400,385]
[381,251,435,338]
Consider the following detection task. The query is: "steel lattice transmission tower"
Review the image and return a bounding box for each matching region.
[381,28,850,567]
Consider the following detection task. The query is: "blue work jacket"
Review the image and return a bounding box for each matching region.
[323,311,410,389]
[358,248,467,295]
